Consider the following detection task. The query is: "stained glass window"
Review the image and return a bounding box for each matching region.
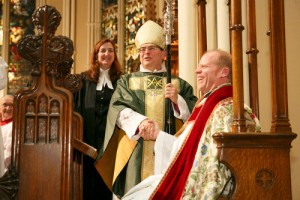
[125,0,144,73]
[101,0,145,73]
[0,0,35,94]
[102,0,118,45]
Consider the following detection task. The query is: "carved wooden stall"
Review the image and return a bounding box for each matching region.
[0,5,96,200]
[197,0,297,199]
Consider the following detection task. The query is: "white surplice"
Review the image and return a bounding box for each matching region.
[122,123,195,200]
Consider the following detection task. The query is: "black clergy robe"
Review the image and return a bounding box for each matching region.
[95,72,198,198]
[74,74,118,200]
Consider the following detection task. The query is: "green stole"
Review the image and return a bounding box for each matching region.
[129,73,179,180]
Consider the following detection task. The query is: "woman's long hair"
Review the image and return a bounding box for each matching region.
[85,38,123,83]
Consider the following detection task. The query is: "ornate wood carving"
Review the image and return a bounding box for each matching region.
[55,59,83,93]
[0,167,18,200]
[0,5,95,200]
[214,132,296,199]
[255,168,275,188]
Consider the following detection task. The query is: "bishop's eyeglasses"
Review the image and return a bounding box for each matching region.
[138,45,162,54]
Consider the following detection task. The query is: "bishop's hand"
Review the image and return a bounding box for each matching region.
[139,119,160,141]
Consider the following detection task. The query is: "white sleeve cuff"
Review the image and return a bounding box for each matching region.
[116,108,148,140]
[173,95,191,122]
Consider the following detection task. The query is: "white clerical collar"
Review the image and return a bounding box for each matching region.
[139,61,166,73]
[96,68,113,91]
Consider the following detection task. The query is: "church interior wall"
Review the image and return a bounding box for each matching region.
[73,0,89,73]
[0,0,299,198]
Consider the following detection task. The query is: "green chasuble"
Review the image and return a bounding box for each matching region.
[95,72,197,198]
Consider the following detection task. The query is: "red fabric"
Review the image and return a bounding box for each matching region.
[0,118,13,126]
[151,85,233,200]
[173,103,180,115]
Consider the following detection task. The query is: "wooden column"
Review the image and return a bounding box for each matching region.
[246,0,260,118]
[1,0,10,62]
[230,0,246,132]
[117,0,125,68]
[268,0,291,133]
[197,0,207,58]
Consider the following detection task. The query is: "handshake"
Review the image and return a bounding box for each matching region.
[138,119,161,141]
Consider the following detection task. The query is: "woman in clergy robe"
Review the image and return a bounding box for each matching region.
[122,49,261,200]
[73,38,123,200]
[95,20,198,199]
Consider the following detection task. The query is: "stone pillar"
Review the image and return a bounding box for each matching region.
[216,0,230,51]
[87,0,101,61]
[178,0,197,91]
[62,0,76,73]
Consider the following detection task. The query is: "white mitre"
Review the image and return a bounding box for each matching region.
[135,20,166,50]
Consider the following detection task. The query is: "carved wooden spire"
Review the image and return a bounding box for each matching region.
[18,5,74,79]
[0,5,84,200]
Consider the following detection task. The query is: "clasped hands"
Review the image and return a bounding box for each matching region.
[139,118,160,141]
[138,83,177,141]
